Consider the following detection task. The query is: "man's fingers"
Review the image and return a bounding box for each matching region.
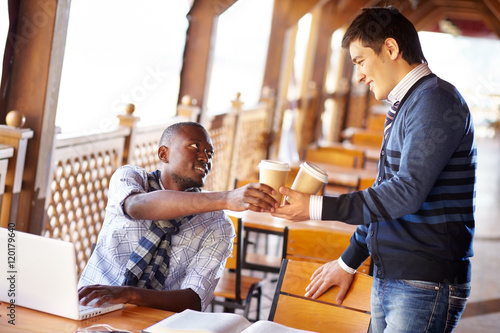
[336,285,349,305]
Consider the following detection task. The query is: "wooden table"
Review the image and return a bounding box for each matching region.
[227,210,357,273]
[0,303,174,333]
[240,210,357,235]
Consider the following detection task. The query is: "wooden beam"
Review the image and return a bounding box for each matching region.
[2,0,70,233]
[309,0,341,145]
[262,0,324,93]
[178,0,237,124]
[482,0,500,22]
[478,0,500,37]
[403,0,438,28]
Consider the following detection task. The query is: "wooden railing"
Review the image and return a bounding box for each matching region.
[38,94,271,275]
[204,94,270,192]
[43,128,130,274]
[0,111,33,230]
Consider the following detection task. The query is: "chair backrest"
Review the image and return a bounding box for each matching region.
[282,226,371,274]
[304,146,364,169]
[350,130,383,147]
[321,145,366,169]
[365,113,386,131]
[225,215,243,301]
[269,259,372,333]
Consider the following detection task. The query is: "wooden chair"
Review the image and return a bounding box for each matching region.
[269,259,372,333]
[365,113,386,131]
[282,226,371,274]
[350,129,383,147]
[312,145,366,169]
[304,147,359,168]
[211,215,263,320]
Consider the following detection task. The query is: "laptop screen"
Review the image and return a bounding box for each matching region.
[0,227,93,319]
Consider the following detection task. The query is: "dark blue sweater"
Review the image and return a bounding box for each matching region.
[323,74,476,284]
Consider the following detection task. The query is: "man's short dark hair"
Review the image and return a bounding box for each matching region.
[342,6,427,65]
[159,121,207,147]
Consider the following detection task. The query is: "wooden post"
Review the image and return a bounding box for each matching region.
[177,95,201,122]
[117,103,140,166]
[0,111,34,229]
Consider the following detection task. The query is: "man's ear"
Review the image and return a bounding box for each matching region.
[384,38,400,60]
[158,145,169,163]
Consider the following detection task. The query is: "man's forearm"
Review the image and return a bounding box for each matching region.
[124,191,228,220]
[127,287,202,312]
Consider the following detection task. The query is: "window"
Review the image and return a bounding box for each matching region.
[205,0,274,115]
[56,1,189,134]
[419,31,500,137]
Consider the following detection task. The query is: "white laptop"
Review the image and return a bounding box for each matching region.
[0,227,123,320]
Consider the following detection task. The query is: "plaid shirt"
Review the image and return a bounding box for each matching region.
[78,165,235,310]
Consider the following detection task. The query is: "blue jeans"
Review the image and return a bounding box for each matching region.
[370,278,470,333]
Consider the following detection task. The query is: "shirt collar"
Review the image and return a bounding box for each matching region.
[387,63,432,105]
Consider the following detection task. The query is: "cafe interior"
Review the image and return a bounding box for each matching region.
[0,0,499,332]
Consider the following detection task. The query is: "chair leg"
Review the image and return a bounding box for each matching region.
[255,286,262,321]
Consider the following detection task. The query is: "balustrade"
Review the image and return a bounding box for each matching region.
[0,111,33,229]
[0,93,273,275]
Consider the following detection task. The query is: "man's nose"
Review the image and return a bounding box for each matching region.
[355,66,365,83]
[198,149,209,162]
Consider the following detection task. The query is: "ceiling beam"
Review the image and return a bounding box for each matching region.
[482,0,500,22]
[477,0,500,37]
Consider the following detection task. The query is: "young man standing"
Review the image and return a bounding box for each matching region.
[273,7,476,332]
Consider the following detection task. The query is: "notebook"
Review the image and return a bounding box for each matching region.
[0,227,123,320]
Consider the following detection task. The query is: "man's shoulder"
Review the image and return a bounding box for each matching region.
[111,165,150,183]
[115,164,149,175]
[403,74,466,111]
[412,74,463,100]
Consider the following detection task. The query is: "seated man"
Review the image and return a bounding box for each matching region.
[78,121,277,312]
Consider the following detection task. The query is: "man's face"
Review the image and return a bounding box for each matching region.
[349,39,397,101]
[165,126,214,190]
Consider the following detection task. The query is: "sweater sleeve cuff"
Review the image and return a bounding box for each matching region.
[309,195,323,220]
[338,256,356,274]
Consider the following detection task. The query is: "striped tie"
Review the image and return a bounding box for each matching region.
[384,101,399,140]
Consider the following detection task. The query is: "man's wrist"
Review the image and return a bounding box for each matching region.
[338,256,356,274]
[309,195,323,220]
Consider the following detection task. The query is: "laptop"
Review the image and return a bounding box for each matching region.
[0,227,123,320]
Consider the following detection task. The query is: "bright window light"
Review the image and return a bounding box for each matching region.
[56,1,189,134]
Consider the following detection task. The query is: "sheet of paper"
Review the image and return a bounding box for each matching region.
[241,320,316,333]
[143,310,251,333]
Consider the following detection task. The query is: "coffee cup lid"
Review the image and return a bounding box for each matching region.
[301,162,328,183]
[258,160,290,172]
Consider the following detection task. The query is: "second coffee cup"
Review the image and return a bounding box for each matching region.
[288,162,328,203]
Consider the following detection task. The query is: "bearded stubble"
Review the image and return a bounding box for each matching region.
[171,172,204,190]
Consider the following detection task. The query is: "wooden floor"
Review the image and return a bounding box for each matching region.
[211,134,500,332]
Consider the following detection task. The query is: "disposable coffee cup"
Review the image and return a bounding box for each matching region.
[258,160,290,205]
[288,162,328,203]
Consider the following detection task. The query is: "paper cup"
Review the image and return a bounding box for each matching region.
[258,160,290,205]
[288,162,328,203]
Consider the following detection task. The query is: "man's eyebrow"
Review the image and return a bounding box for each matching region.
[352,56,361,64]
